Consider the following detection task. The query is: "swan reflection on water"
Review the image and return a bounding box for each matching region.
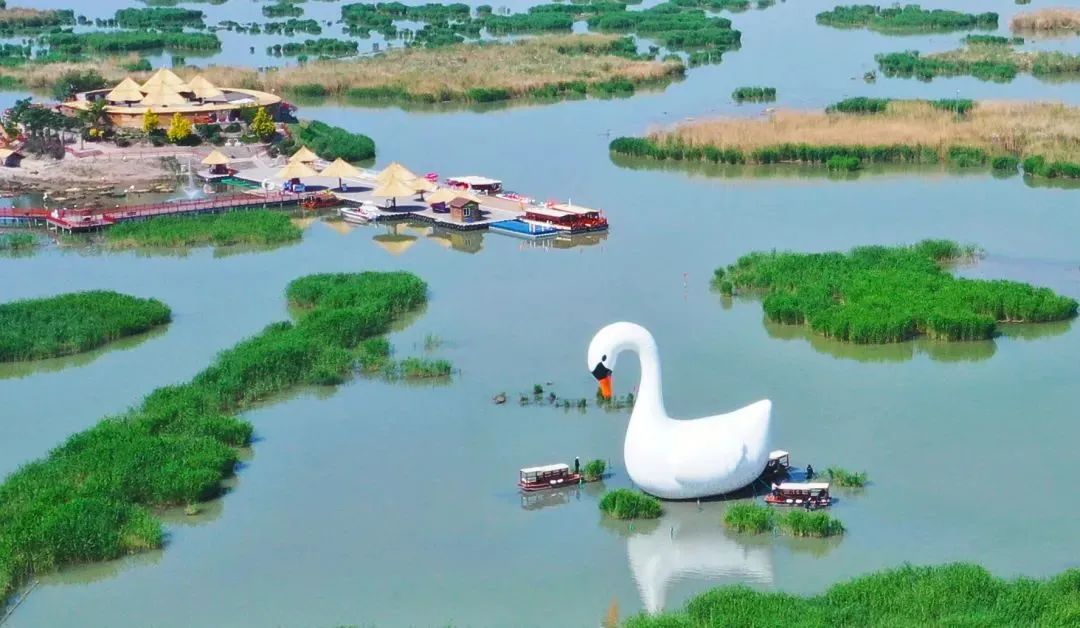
[623,507,774,613]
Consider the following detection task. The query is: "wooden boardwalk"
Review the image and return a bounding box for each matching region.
[42,191,312,233]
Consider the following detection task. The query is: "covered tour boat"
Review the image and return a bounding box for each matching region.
[765,482,832,509]
[523,203,608,233]
[519,463,582,492]
[446,175,503,194]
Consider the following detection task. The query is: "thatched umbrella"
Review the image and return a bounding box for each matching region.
[201,149,231,166]
[289,146,319,163]
[320,158,363,191]
[276,160,318,182]
[372,175,417,208]
[377,161,417,184]
[105,78,145,104]
[410,176,437,199]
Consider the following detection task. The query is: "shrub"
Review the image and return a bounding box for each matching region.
[51,69,106,101]
[292,120,376,162]
[0,291,171,361]
[599,489,663,519]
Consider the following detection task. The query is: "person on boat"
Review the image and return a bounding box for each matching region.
[574,457,580,474]
[806,464,815,480]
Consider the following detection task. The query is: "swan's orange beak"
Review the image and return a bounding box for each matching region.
[598,375,613,399]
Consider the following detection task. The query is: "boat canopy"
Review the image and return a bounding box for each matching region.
[521,463,569,475]
[769,450,790,460]
[777,482,830,490]
[550,203,600,215]
[447,175,501,186]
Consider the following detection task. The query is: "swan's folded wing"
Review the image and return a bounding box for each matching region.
[669,400,772,488]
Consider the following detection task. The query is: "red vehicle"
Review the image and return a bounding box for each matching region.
[765,482,832,509]
[518,463,582,492]
[300,192,339,209]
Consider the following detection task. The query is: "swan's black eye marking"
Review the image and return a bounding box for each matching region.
[602,354,607,362]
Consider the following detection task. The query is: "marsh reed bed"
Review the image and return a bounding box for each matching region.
[876,41,1080,83]
[626,563,1080,626]
[0,291,171,362]
[1011,8,1080,33]
[0,232,37,251]
[599,489,663,520]
[723,502,844,538]
[713,240,1077,344]
[0,272,429,605]
[816,5,998,33]
[105,211,302,248]
[611,100,1080,178]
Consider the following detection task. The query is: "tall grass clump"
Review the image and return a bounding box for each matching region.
[776,510,845,537]
[732,86,775,102]
[817,5,998,33]
[723,502,774,533]
[0,271,428,605]
[106,211,302,248]
[626,563,1080,627]
[0,232,37,250]
[0,291,171,361]
[1011,8,1080,33]
[583,459,606,481]
[716,240,1077,344]
[599,489,663,519]
[825,467,868,487]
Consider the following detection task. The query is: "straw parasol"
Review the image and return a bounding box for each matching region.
[185,75,224,100]
[289,146,319,163]
[377,162,417,184]
[140,68,188,92]
[140,84,188,108]
[373,175,418,206]
[319,158,362,190]
[411,177,437,195]
[201,149,231,166]
[105,78,145,103]
[276,160,318,180]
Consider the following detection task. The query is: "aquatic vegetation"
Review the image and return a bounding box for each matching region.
[106,211,302,248]
[263,2,304,19]
[114,8,206,29]
[627,563,1080,627]
[715,240,1078,344]
[1021,155,1080,179]
[825,467,868,488]
[1011,8,1080,33]
[583,459,607,481]
[992,155,1020,172]
[42,31,222,54]
[964,34,1023,46]
[826,155,860,171]
[270,38,358,58]
[611,100,1080,180]
[286,120,376,162]
[0,291,171,362]
[385,357,453,379]
[0,271,428,605]
[723,502,773,533]
[775,510,844,537]
[877,43,1080,83]
[599,489,663,519]
[731,86,775,102]
[0,7,74,35]
[0,232,37,250]
[817,5,997,33]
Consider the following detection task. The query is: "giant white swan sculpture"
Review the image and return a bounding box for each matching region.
[588,322,773,499]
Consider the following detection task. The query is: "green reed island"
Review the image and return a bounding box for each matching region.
[0,271,431,605]
[610,99,1080,180]
[816,5,998,33]
[723,502,845,538]
[876,39,1080,83]
[732,86,776,102]
[106,211,302,248]
[0,291,171,362]
[599,489,663,520]
[713,240,1077,344]
[625,562,1080,627]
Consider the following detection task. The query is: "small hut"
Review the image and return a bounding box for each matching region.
[201,149,232,176]
[0,148,24,168]
[449,196,481,223]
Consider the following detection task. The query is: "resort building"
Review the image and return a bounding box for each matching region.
[61,69,282,128]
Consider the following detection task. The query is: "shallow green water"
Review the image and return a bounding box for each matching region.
[3,1,1080,626]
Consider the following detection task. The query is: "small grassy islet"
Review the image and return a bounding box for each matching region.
[599,489,663,520]
[105,211,302,249]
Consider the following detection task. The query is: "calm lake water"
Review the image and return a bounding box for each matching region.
[3,0,1080,626]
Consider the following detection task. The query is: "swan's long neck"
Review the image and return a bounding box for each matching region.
[618,325,667,420]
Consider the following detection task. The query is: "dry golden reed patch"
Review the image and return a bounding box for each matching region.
[1011,8,1080,32]
[0,36,681,100]
[651,101,1080,161]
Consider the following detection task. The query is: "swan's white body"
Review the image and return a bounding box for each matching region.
[588,322,773,499]
[627,512,773,612]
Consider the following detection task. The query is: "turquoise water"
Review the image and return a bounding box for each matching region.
[2,1,1080,626]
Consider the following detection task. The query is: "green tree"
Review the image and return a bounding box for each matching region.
[142,108,160,134]
[250,106,276,140]
[51,70,107,102]
[166,112,193,144]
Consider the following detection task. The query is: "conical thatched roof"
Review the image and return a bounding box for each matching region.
[201,149,231,166]
[105,77,145,103]
[140,68,188,92]
[276,161,318,179]
[377,162,417,183]
[289,146,319,163]
[411,177,437,193]
[319,158,362,179]
[185,75,224,100]
[373,175,417,198]
[140,84,188,108]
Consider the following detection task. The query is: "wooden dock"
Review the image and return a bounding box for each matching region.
[41,190,313,234]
